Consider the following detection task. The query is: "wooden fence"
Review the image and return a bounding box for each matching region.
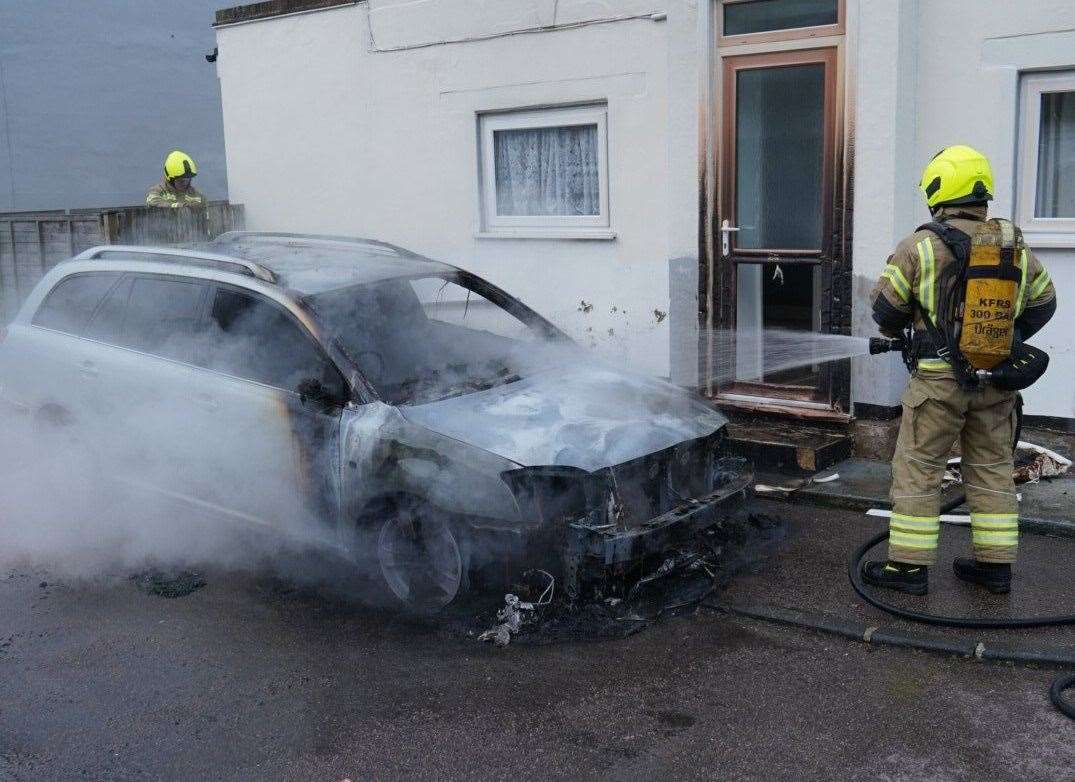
[0,202,244,321]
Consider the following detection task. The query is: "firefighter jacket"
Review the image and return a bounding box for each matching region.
[873,204,1056,566]
[145,178,206,209]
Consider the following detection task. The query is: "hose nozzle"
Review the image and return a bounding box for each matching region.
[869,337,907,355]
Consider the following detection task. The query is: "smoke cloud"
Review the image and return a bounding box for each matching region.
[0,266,579,597]
[0,404,339,583]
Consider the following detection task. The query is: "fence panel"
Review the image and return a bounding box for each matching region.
[0,203,244,322]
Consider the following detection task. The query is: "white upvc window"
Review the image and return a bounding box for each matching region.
[1017,71,1075,237]
[479,105,611,238]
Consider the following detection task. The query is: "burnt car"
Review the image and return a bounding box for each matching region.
[0,233,749,609]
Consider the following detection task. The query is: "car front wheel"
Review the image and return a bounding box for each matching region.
[376,500,464,612]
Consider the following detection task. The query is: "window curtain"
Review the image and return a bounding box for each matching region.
[493,125,600,216]
[1036,90,1075,218]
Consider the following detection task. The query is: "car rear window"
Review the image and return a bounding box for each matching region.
[32,273,120,335]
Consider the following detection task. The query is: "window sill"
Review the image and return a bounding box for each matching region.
[474,229,617,241]
[1021,230,1075,250]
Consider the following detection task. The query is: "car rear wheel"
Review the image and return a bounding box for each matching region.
[376,501,464,612]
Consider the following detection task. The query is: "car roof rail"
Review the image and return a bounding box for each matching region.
[212,231,408,257]
[74,245,278,283]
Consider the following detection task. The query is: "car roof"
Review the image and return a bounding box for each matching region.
[202,232,460,294]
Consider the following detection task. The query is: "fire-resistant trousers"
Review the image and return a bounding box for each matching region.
[888,372,1019,565]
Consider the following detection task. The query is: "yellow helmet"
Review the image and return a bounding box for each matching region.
[919,144,993,209]
[163,150,198,181]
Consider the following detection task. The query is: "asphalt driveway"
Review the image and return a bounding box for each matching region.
[2,496,1073,781]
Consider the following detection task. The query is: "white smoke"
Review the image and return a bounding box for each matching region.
[0,257,725,604]
[0,404,334,582]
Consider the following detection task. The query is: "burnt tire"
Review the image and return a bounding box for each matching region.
[375,500,465,613]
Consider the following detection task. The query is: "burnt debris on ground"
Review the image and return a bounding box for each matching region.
[474,508,788,646]
[209,505,790,647]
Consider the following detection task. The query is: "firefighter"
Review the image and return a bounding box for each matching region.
[862,144,1056,596]
[146,150,205,209]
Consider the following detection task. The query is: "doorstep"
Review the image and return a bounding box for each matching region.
[724,420,852,475]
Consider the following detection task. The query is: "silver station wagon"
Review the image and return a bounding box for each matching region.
[0,233,750,609]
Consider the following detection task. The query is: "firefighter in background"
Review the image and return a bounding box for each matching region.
[862,145,1056,596]
[146,150,205,209]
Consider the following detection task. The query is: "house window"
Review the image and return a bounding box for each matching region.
[720,0,842,43]
[479,105,610,237]
[1018,71,1075,236]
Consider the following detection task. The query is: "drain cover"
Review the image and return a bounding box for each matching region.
[131,570,206,599]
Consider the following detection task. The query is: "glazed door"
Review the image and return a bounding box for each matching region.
[717,47,837,405]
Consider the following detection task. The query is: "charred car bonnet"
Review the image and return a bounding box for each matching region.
[0,233,749,609]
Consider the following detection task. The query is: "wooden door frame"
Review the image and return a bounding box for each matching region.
[719,47,837,261]
[718,0,846,46]
[698,0,854,418]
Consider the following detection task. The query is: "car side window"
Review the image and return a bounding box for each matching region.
[202,287,345,396]
[84,275,207,364]
[32,273,121,336]
[123,277,207,362]
[84,277,133,345]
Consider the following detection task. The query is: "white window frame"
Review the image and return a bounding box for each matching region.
[478,105,611,238]
[1017,70,1075,236]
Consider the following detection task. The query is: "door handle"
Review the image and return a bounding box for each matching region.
[79,361,99,379]
[720,219,740,257]
[194,393,220,412]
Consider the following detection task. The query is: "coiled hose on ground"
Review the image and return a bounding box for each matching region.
[848,530,1075,720]
[848,398,1075,719]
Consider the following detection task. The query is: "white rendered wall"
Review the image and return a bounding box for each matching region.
[219,0,1074,417]
[915,0,1075,419]
[216,1,693,379]
[853,0,1075,419]
[849,0,921,411]
[665,0,703,388]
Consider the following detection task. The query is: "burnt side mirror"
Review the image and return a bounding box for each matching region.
[297,377,344,410]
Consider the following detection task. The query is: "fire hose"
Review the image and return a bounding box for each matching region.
[847,395,1075,720]
[849,530,1075,720]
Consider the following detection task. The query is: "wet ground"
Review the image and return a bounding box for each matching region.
[1,499,1074,781]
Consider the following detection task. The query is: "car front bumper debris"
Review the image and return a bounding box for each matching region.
[561,462,754,601]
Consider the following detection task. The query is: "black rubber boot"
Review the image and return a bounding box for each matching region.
[953,558,1011,594]
[861,560,928,596]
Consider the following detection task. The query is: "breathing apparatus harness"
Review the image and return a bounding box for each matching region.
[870,217,1049,391]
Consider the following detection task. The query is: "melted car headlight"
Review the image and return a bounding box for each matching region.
[500,466,592,526]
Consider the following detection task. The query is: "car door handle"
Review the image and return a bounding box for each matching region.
[194,393,220,412]
[79,361,99,379]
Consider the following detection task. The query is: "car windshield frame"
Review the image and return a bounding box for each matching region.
[302,270,570,406]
